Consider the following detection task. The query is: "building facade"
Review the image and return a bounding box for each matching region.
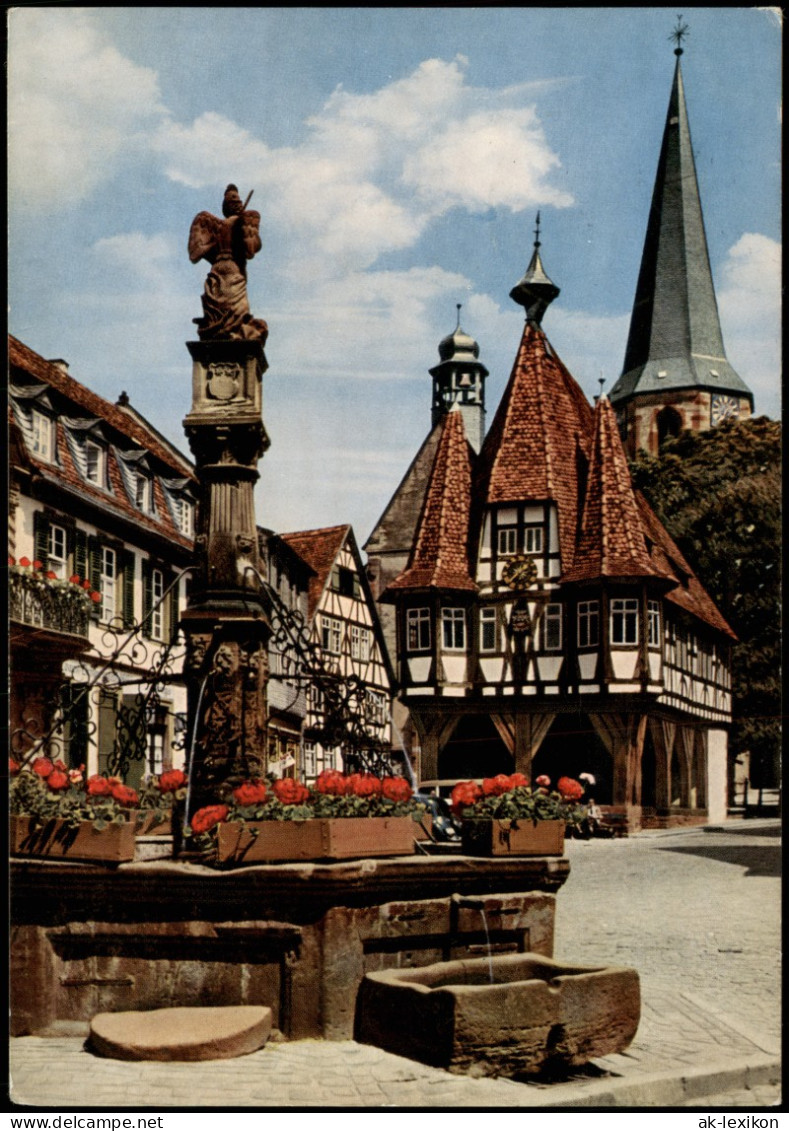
[370,239,735,831]
[279,525,395,782]
[609,46,753,455]
[9,336,197,786]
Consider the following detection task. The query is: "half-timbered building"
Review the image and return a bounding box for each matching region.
[279,525,395,781]
[371,235,735,832]
[8,335,197,786]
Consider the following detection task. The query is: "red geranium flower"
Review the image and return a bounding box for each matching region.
[158,769,187,793]
[535,775,551,788]
[232,780,268,806]
[87,774,112,797]
[33,560,43,570]
[82,579,92,590]
[110,782,139,807]
[45,570,58,580]
[271,778,310,806]
[350,774,382,798]
[314,769,348,796]
[482,774,513,797]
[508,772,530,790]
[69,575,81,585]
[31,757,54,778]
[47,770,70,791]
[557,776,584,801]
[8,556,15,566]
[19,557,31,568]
[450,780,483,816]
[90,592,101,603]
[190,804,229,835]
[9,758,21,776]
[381,776,412,803]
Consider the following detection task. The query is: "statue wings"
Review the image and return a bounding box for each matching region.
[188,211,222,264]
[240,210,262,259]
[188,209,262,263]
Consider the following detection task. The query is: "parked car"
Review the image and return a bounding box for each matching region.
[413,792,461,842]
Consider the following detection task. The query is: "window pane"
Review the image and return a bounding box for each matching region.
[48,525,67,579]
[442,608,465,650]
[407,608,430,651]
[525,526,543,553]
[497,527,517,555]
[544,603,562,650]
[611,598,639,645]
[101,547,116,622]
[578,601,599,647]
[480,607,497,652]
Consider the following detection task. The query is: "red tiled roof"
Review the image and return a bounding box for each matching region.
[385,408,476,594]
[8,336,194,476]
[635,492,736,639]
[9,335,195,551]
[475,321,593,571]
[564,396,662,583]
[279,524,351,620]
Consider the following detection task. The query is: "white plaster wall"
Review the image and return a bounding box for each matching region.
[707,729,728,823]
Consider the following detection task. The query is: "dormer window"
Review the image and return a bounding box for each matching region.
[524,526,543,554]
[84,440,106,487]
[30,408,55,463]
[175,497,194,537]
[498,527,517,555]
[136,473,153,513]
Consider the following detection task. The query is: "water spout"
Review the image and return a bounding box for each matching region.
[452,894,495,984]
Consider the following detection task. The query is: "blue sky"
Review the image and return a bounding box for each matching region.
[8,7,781,544]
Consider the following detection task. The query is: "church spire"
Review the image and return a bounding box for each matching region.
[610,26,752,447]
[510,212,560,325]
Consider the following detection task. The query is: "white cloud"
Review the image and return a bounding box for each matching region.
[8,9,164,210]
[718,233,782,418]
[154,55,573,274]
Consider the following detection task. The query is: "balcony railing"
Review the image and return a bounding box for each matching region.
[9,569,92,639]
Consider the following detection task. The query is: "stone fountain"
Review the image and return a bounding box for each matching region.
[10,187,639,1075]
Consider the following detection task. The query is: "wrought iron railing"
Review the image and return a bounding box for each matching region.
[9,569,92,638]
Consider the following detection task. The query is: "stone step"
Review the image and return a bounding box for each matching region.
[89,1005,272,1061]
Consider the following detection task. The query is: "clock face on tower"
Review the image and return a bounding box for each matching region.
[710,393,740,426]
[502,553,538,590]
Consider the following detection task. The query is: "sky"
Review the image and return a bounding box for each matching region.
[8,7,782,547]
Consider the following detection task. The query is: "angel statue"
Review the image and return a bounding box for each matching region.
[188,184,269,342]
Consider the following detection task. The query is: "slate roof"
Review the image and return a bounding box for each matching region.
[475,320,594,572]
[279,524,351,620]
[384,407,476,595]
[8,335,196,553]
[610,57,752,406]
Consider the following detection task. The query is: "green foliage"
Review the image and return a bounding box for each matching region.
[9,771,128,829]
[459,787,586,828]
[629,417,781,783]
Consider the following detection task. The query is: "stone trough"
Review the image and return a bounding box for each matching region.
[356,951,640,1077]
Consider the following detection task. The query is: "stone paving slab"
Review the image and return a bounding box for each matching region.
[8,991,781,1110]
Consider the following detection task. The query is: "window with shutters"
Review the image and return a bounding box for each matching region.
[100,547,117,623]
[151,568,164,639]
[47,524,67,580]
[143,560,177,642]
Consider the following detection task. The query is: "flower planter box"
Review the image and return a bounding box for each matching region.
[216,817,417,865]
[135,813,172,836]
[461,818,565,857]
[10,815,136,864]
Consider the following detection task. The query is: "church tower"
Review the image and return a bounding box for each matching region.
[430,306,488,453]
[610,23,753,456]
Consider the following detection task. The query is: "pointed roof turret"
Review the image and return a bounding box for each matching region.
[564,397,663,583]
[475,320,593,572]
[509,213,560,325]
[383,406,476,595]
[610,35,752,407]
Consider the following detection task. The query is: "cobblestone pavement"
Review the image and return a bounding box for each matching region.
[8,820,782,1111]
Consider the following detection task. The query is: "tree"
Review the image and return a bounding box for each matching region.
[629,417,781,787]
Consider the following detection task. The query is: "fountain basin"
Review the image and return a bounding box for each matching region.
[356,951,640,1077]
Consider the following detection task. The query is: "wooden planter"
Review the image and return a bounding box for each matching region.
[10,815,136,864]
[135,812,173,836]
[461,818,565,857]
[216,817,417,865]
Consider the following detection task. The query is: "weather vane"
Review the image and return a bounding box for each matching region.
[669,15,689,55]
[455,302,462,329]
[534,211,542,248]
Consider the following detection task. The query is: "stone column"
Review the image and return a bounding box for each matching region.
[181,339,273,813]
